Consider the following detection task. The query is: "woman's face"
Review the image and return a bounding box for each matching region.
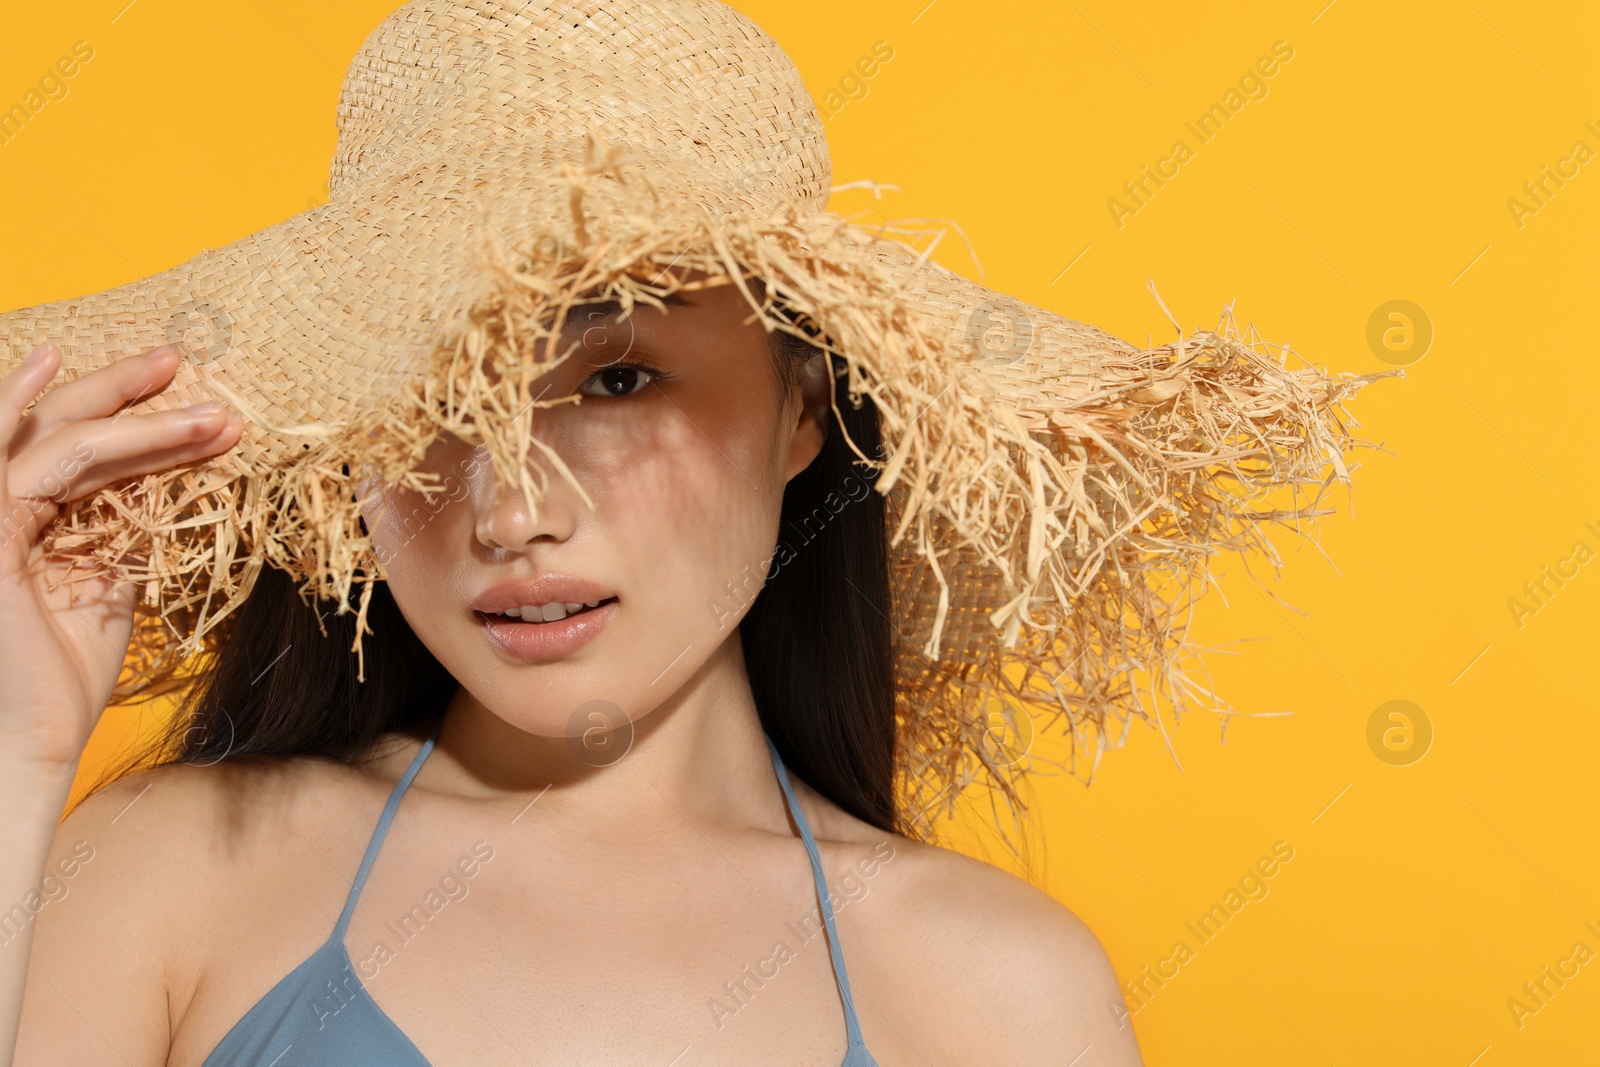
[362,279,827,742]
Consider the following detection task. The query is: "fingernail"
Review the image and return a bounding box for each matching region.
[145,345,178,361]
[183,400,225,416]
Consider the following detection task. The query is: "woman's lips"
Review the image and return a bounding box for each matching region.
[477,598,618,661]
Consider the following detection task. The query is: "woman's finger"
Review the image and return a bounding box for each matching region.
[0,343,63,454]
[43,412,243,506]
[3,405,241,548]
[10,345,183,454]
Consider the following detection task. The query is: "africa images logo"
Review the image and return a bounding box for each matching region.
[961,296,1036,367]
[1106,40,1295,229]
[165,301,235,364]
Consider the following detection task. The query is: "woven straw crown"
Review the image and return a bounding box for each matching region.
[0,0,1393,838]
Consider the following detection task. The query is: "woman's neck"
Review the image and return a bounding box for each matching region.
[406,633,789,836]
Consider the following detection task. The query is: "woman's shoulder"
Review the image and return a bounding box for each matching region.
[803,796,1117,977]
[56,732,429,901]
[56,738,433,935]
[874,832,1124,987]
[62,747,365,859]
[810,810,1144,1064]
[62,726,432,843]
[22,743,419,1062]
[49,752,368,942]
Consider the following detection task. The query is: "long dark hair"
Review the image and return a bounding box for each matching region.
[137,298,900,834]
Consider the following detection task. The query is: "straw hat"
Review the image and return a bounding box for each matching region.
[0,0,1393,833]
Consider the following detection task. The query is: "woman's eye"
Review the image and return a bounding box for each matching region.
[577,363,661,397]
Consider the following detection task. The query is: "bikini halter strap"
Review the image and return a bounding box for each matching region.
[331,721,445,941]
[763,733,870,1052]
[324,723,872,1057]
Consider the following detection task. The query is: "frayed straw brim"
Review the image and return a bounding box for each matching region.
[0,0,1398,842]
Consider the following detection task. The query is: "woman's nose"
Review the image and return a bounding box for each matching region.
[472,458,581,552]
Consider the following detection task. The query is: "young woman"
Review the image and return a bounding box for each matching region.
[0,273,1144,1064]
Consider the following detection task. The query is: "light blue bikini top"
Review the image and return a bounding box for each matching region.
[201,724,880,1066]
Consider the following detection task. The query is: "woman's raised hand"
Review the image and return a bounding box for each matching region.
[0,342,243,773]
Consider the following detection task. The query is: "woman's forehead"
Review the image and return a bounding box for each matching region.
[559,279,763,343]
[561,290,691,333]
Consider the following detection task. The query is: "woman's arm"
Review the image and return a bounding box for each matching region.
[0,763,76,1065]
[0,342,242,1067]
[9,773,181,1067]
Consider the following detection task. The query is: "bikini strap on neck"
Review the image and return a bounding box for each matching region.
[330,720,444,941]
[763,733,869,1051]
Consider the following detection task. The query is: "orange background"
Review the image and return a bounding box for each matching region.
[3,1,1598,1063]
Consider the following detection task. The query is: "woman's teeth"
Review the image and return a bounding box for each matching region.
[497,600,603,622]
